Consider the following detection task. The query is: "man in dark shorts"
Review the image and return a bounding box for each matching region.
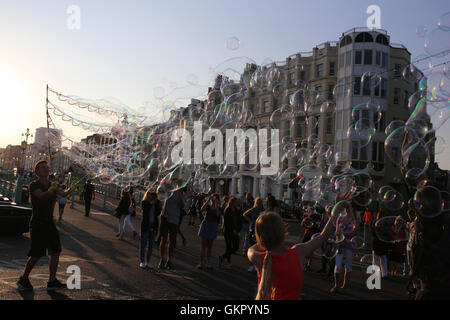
[17,160,77,291]
[83,179,95,217]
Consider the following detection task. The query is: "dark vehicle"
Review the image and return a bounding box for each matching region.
[0,198,32,235]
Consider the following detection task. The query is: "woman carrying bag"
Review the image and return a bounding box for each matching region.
[115,187,138,240]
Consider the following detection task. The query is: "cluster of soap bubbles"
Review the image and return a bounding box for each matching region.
[45,13,450,225]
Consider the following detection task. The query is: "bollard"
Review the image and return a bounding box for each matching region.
[14,175,23,204]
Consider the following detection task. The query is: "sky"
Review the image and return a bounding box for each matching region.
[0,0,449,168]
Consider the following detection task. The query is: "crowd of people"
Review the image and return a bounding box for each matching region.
[16,159,450,300]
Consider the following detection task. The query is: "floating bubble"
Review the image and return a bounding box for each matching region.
[416,25,427,38]
[353,190,372,207]
[347,118,375,147]
[350,236,364,250]
[380,187,404,212]
[337,215,356,234]
[413,186,443,218]
[270,105,294,129]
[424,28,450,58]
[384,126,419,166]
[438,12,450,31]
[375,216,409,243]
[226,37,240,50]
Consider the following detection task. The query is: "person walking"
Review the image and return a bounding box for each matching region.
[158,187,186,270]
[140,190,161,269]
[115,187,137,240]
[219,197,242,268]
[197,194,221,270]
[17,160,77,291]
[83,179,95,217]
[240,193,254,255]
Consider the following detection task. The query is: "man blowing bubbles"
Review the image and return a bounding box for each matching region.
[17,160,78,291]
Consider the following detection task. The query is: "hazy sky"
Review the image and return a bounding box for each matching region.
[0,0,449,168]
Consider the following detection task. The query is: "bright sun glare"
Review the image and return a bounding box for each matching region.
[0,62,28,144]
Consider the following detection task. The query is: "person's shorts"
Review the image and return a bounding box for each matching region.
[198,220,218,240]
[334,248,354,273]
[28,223,62,258]
[159,217,178,240]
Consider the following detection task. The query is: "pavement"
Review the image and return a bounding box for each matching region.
[0,196,412,300]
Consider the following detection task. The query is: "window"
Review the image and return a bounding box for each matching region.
[376,34,389,46]
[352,141,359,159]
[317,64,324,78]
[354,77,361,95]
[339,54,345,68]
[374,81,380,96]
[236,178,240,194]
[364,50,373,65]
[351,140,368,169]
[296,119,302,137]
[355,32,373,43]
[376,51,381,66]
[362,109,369,120]
[381,78,387,98]
[382,53,388,68]
[300,71,306,81]
[346,51,351,66]
[340,35,352,47]
[329,62,335,76]
[250,104,255,114]
[328,85,334,100]
[394,88,400,104]
[288,72,295,85]
[394,64,402,77]
[345,77,351,96]
[355,51,362,64]
[372,141,385,171]
[263,100,269,113]
[299,93,304,106]
[273,99,278,109]
[326,115,333,134]
[363,77,371,96]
